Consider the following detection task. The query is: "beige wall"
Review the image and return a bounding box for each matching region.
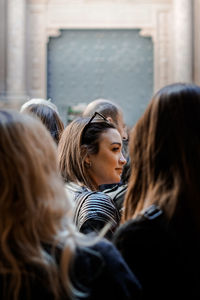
[0,0,199,106]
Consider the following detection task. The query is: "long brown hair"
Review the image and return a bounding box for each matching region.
[0,109,83,299]
[58,117,115,190]
[122,83,200,231]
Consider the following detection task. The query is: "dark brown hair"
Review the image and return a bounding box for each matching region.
[21,103,64,144]
[123,83,200,232]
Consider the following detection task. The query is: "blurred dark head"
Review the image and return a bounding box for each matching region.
[21,99,64,144]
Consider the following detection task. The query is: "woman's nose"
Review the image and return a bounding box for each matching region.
[122,129,128,141]
[119,153,126,165]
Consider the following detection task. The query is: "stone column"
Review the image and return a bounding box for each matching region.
[6,0,26,102]
[27,0,48,99]
[194,0,200,85]
[153,10,171,92]
[0,0,6,98]
[173,0,193,82]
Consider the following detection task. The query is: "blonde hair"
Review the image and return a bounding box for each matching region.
[0,109,84,299]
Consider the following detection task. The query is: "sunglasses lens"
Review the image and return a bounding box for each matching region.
[88,112,108,124]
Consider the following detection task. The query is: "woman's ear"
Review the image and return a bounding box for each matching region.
[81,145,91,165]
[107,116,113,123]
[85,154,91,165]
[84,153,92,168]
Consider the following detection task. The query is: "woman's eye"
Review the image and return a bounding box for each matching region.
[112,147,120,152]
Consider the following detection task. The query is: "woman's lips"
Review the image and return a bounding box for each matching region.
[115,168,123,173]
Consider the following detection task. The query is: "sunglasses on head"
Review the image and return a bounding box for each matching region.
[87,111,108,125]
[81,112,110,142]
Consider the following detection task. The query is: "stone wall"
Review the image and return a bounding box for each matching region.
[0,0,199,111]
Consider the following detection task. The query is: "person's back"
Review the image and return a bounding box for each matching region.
[113,83,200,299]
[113,205,200,299]
[0,237,141,300]
[0,109,141,299]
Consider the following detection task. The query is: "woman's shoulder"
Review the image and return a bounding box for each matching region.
[69,187,120,238]
[81,190,117,207]
[73,239,142,299]
[75,189,120,221]
[74,190,120,232]
[76,189,114,200]
[90,238,140,279]
[113,205,167,244]
[64,181,84,206]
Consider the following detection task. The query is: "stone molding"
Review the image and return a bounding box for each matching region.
[25,0,173,99]
[2,0,198,106]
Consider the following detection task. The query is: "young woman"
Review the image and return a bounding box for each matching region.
[113,83,200,299]
[58,112,126,238]
[0,109,141,300]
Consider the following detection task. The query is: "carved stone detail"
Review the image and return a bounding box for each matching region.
[46,29,61,43]
[26,0,173,99]
[3,0,197,106]
[140,28,155,42]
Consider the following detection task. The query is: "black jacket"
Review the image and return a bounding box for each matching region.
[0,239,142,300]
[65,182,120,239]
[113,205,200,300]
[71,239,142,299]
[74,190,120,239]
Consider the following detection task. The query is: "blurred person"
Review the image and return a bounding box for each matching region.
[113,83,200,299]
[0,109,142,300]
[20,98,64,144]
[82,98,128,141]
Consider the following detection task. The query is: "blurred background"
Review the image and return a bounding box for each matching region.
[0,0,199,127]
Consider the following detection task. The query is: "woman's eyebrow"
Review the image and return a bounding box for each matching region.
[111,142,121,146]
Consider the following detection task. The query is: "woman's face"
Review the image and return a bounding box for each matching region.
[86,128,126,187]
